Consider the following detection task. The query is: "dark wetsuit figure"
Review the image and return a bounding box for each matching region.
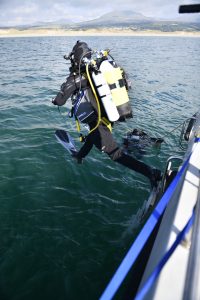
[52,41,161,186]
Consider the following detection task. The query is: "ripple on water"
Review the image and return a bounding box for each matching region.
[0,36,199,300]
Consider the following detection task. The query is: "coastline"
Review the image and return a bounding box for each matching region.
[0,28,200,38]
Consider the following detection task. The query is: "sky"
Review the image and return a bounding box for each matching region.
[0,0,199,26]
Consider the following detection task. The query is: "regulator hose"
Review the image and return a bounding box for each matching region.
[86,63,101,134]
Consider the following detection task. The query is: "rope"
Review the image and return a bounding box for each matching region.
[160,115,197,142]
[57,106,66,121]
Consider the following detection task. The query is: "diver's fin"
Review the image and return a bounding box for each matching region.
[55,129,77,155]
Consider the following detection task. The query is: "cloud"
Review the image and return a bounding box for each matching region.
[0,0,199,26]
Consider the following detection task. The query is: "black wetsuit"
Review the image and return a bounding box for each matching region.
[53,73,157,182]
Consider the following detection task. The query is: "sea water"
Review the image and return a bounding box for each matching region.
[0,36,199,300]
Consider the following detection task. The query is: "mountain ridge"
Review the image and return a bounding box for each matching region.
[1,10,199,32]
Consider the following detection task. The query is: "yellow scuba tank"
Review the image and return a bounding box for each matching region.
[99,60,132,120]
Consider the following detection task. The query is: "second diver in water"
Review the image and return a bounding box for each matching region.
[52,41,162,187]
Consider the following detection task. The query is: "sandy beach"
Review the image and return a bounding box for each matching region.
[0,28,200,38]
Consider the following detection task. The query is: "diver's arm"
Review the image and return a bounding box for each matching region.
[52,75,76,106]
[52,75,88,106]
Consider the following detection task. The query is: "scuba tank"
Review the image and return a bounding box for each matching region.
[91,70,120,122]
[99,60,133,121]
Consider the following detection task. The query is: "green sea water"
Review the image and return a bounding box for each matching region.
[0,36,199,300]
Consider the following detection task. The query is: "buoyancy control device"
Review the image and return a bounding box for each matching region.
[72,87,97,124]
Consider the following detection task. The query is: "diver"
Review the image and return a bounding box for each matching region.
[52,41,162,187]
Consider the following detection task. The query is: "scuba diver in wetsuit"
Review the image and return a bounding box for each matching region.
[52,41,161,187]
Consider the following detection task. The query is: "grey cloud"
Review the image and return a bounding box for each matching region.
[0,0,199,26]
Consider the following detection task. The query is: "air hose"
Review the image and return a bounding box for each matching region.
[86,63,102,134]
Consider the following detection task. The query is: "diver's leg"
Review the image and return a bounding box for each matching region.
[114,152,152,178]
[97,125,161,186]
[110,150,161,187]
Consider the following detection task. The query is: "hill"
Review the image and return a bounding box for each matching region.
[70,10,200,32]
[0,10,199,35]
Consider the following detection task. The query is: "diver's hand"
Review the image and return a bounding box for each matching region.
[52,98,57,105]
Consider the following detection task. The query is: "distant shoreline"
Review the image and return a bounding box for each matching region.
[0,28,200,38]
